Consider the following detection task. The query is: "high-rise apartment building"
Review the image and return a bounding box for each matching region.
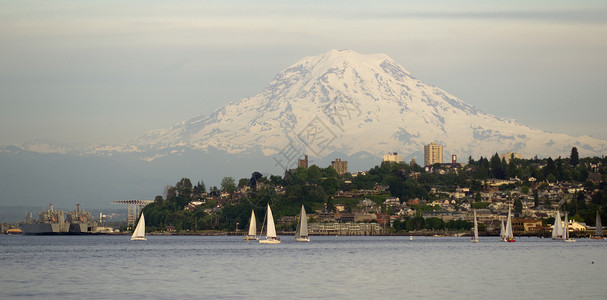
[424,143,443,166]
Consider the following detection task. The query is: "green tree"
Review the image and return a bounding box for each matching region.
[570,147,580,166]
[514,198,523,214]
[164,185,177,202]
[307,165,322,185]
[221,177,237,194]
[490,153,505,179]
[238,178,249,188]
[506,157,517,179]
[406,216,425,231]
[209,186,219,197]
[193,180,206,194]
[544,157,557,179]
[546,174,557,183]
[176,178,193,197]
[424,217,444,230]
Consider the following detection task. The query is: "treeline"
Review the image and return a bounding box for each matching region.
[141,148,607,232]
[392,217,473,232]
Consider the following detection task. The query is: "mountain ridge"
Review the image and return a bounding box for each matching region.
[126,49,607,162]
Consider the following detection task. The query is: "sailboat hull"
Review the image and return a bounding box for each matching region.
[295,237,310,242]
[244,235,257,240]
[131,236,146,241]
[259,238,281,244]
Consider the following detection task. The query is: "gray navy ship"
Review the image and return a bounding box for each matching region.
[20,203,97,235]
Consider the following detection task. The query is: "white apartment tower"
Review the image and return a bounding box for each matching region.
[424,143,443,166]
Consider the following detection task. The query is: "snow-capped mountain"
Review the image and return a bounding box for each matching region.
[130,49,606,163]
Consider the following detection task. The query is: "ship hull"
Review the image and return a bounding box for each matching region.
[20,223,66,235]
[20,223,95,235]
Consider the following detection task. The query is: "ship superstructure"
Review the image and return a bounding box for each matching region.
[20,203,97,235]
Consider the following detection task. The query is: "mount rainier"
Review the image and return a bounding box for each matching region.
[131,49,605,163]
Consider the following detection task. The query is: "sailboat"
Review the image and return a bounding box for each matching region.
[471,209,479,243]
[590,211,604,240]
[295,205,310,242]
[259,204,281,244]
[131,213,146,241]
[505,206,515,242]
[552,211,564,240]
[499,219,506,242]
[563,212,576,242]
[244,210,257,241]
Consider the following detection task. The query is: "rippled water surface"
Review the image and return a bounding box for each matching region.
[1,235,606,299]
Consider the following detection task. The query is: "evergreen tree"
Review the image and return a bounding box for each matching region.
[570,147,580,166]
[176,178,193,197]
[543,157,557,180]
[506,157,517,179]
[490,153,505,179]
[194,180,207,195]
[514,198,523,214]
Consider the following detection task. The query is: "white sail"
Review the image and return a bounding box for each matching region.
[245,210,257,240]
[563,212,576,242]
[131,213,146,241]
[505,206,514,241]
[266,204,276,238]
[259,204,280,244]
[564,212,569,240]
[596,211,602,236]
[472,210,479,243]
[552,211,563,240]
[295,205,310,242]
[499,219,506,242]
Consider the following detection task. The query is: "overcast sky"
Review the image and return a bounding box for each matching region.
[1,0,606,146]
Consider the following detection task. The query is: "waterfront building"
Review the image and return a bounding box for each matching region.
[424,143,443,166]
[308,222,382,236]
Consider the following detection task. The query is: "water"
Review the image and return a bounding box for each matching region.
[1,235,606,299]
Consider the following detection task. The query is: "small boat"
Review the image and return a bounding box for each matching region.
[131,213,146,241]
[552,211,564,240]
[471,209,479,243]
[409,236,413,241]
[259,204,281,244]
[294,205,310,242]
[590,211,604,240]
[563,212,576,243]
[244,210,257,241]
[505,206,515,242]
